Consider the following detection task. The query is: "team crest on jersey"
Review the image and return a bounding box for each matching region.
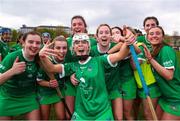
[80,77,85,83]
[163,60,173,67]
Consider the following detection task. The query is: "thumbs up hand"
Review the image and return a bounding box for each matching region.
[11,57,26,75]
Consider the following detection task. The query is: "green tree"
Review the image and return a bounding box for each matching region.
[8,29,17,47]
[11,29,18,42]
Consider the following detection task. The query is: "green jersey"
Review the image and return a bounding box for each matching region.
[154,46,180,103]
[10,44,22,52]
[0,40,10,61]
[0,49,39,97]
[37,56,65,96]
[90,43,120,95]
[65,36,97,62]
[137,35,153,52]
[61,55,114,119]
[90,42,116,56]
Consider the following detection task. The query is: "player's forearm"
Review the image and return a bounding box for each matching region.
[40,56,56,73]
[37,80,50,87]
[108,42,123,54]
[40,56,62,74]
[0,69,15,85]
[149,58,174,80]
[109,43,129,64]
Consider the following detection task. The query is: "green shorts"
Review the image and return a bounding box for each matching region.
[71,108,114,120]
[0,92,39,116]
[138,83,161,99]
[38,93,62,105]
[109,89,123,100]
[121,76,137,100]
[64,78,76,96]
[158,99,180,116]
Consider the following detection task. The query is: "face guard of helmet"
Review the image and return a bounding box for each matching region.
[1,28,12,42]
[72,33,90,61]
[42,32,51,44]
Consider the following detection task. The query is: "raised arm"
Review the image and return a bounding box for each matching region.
[143,44,174,80]
[108,42,123,54]
[39,42,63,74]
[109,27,137,64]
[108,42,130,64]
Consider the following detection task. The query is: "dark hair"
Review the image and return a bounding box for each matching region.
[71,15,88,33]
[96,24,112,37]
[143,16,159,27]
[111,26,123,36]
[16,33,24,43]
[22,31,41,42]
[22,31,42,67]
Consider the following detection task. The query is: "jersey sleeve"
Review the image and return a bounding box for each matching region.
[160,46,176,69]
[0,54,15,73]
[59,62,75,78]
[100,54,117,70]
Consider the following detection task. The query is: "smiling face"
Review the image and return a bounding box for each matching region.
[23,34,41,60]
[71,18,86,34]
[97,25,111,47]
[144,19,157,33]
[2,32,12,42]
[147,27,164,46]
[42,32,51,44]
[54,40,67,62]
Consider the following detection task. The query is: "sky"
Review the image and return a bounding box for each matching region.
[0,0,180,35]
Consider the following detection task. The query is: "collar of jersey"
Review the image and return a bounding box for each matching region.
[79,56,91,65]
[97,43,111,54]
[22,49,34,62]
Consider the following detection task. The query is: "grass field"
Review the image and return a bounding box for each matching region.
[176,51,180,63]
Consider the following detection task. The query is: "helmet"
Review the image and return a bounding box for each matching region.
[42,32,51,38]
[71,33,91,55]
[72,33,90,45]
[0,28,12,42]
[0,28,11,35]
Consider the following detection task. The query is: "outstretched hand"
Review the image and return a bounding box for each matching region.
[39,41,57,58]
[111,34,125,42]
[123,26,137,45]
